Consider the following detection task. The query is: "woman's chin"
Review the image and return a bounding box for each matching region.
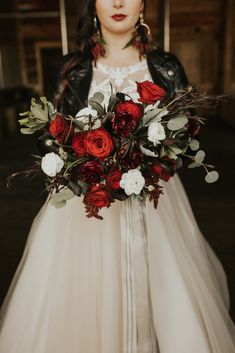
[105,23,135,36]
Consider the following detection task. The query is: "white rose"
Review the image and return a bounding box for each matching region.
[41,152,64,177]
[148,121,166,146]
[120,169,145,196]
[76,107,101,129]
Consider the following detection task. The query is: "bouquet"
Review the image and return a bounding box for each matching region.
[13,81,219,219]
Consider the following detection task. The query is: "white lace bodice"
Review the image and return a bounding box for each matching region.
[88,58,152,105]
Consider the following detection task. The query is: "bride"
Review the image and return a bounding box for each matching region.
[0,0,235,352]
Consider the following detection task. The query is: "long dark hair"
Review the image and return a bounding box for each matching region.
[55,0,147,108]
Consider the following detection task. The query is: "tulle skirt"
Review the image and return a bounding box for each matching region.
[0,173,234,353]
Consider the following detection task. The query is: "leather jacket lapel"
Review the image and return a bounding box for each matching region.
[58,48,189,116]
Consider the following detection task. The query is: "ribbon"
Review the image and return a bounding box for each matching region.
[120,196,160,353]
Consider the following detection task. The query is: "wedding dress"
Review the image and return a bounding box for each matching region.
[0,59,235,353]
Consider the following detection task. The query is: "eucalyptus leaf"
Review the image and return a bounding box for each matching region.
[74,119,85,130]
[195,150,205,164]
[168,146,183,155]
[40,96,48,104]
[176,157,183,169]
[47,101,56,116]
[189,139,200,151]
[167,114,188,131]
[188,162,201,168]
[50,188,75,208]
[31,102,49,122]
[19,111,30,117]
[108,95,118,112]
[77,180,88,194]
[142,109,162,125]
[50,199,67,209]
[159,146,166,158]
[140,145,159,157]
[205,171,219,183]
[91,92,104,105]
[167,151,177,160]
[89,100,104,116]
[18,117,30,126]
[20,128,36,135]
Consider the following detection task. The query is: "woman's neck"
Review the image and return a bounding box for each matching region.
[98,27,141,67]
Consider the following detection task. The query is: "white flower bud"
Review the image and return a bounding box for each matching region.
[148,121,166,146]
[120,169,145,196]
[41,152,64,177]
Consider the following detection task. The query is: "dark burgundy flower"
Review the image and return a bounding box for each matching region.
[136,81,166,104]
[149,184,164,209]
[115,100,143,121]
[186,117,201,137]
[150,157,176,182]
[106,168,123,190]
[119,143,144,170]
[112,112,138,137]
[80,160,104,184]
[83,183,113,218]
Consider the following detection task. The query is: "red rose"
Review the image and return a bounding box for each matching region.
[86,128,113,158]
[136,81,166,104]
[83,184,113,209]
[72,131,88,156]
[115,100,143,121]
[106,168,123,190]
[49,114,72,144]
[80,160,104,184]
[112,112,137,137]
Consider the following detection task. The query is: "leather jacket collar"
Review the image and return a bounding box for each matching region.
[51,48,189,116]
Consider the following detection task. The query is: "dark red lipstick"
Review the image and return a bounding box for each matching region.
[111,14,127,21]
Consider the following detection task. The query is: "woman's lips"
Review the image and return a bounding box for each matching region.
[111,14,127,21]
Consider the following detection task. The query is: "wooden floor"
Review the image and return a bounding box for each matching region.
[0,116,235,323]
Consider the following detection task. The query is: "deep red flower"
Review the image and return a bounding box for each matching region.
[49,114,72,144]
[80,160,104,184]
[72,131,88,156]
[186,117,201,137]
[83,183,113,209]
[86,128,114,159]
[115,100,143,121]
[136,81,166,104]
[112,112,138,137]
[106,168,123,190]
[118,143,144,170]
[150,157,176,182]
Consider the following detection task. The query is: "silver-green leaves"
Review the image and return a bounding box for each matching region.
[189,139,200,151]
[19,97,54,134]
[50,188,75,208]
[88,92,105,116]
[205,171,219,183]
[167,114,188,131]
[187,149,219,183]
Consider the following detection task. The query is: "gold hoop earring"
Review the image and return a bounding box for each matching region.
[94,15,99,35]
[137,11,151,36]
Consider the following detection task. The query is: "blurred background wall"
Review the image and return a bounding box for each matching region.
[0,0,235,320]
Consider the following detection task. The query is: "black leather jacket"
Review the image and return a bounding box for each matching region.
[40,48,189,153]
[49,47,189,114]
